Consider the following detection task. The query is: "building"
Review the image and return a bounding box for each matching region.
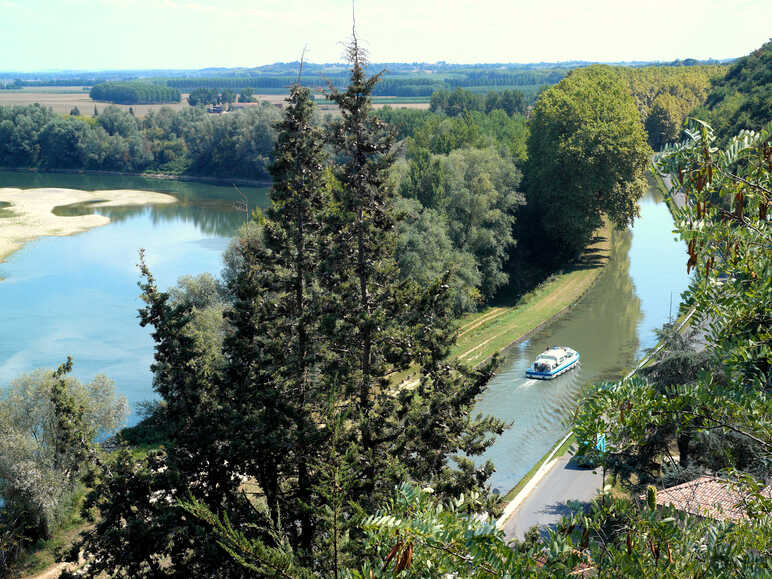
[654,476,772,521]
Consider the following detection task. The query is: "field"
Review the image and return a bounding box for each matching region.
[0,88,429,116]
[0,87,190,116]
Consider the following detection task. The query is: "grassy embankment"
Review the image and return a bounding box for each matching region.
[390,222,611,388]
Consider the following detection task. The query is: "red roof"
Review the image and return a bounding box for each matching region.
[655,476,771,521]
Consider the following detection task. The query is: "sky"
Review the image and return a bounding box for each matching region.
[0,0,769,71]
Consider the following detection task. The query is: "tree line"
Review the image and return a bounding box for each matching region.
[429,87,528,117]
[90,82,181,105]
[163,71,558,97]
[607,64,726,149]
[0,103,279,180]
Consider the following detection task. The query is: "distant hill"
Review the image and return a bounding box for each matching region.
[692,40,772,140]
[0,57,733,85]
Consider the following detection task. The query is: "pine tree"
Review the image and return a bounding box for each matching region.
[221,82,330,560]
[322,35,505,513]
[264,84,328,554]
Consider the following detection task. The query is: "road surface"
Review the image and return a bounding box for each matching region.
[501,450,602,541]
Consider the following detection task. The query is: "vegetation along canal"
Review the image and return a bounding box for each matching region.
[0,172,688,491]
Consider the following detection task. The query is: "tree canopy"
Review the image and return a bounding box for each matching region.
[0,360,127,550]
[524,65,651,263]
[90,82,180,105]
[692,40,772,143]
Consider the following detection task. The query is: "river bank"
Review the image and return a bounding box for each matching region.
[0,187,176,264]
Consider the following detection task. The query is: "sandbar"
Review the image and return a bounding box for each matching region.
[0,187,177,264]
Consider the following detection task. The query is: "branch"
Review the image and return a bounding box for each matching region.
[720,167,772,197]
[421,537,503,577]
[717,209,771,241]
[296,44,307,85]
[655,410,772,452]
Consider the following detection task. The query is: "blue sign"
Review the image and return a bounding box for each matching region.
[595,433,607,453]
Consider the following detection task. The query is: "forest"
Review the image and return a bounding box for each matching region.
[0,39,770,577]
[692,39,772,142]
[89,82,181,105]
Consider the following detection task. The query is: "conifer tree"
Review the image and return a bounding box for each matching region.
[322,35,505,513]
[221,81,329,558]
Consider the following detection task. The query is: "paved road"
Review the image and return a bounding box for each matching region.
[501,450,602,541]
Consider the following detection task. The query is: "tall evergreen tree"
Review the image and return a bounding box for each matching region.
[68,253,250,577]
[74,38,506,577]
[222,82,329,559]
[322,35,505,513]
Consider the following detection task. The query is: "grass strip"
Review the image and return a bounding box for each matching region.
[451,223,611,367]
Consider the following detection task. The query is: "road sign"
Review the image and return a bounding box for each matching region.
[595,433,607,454]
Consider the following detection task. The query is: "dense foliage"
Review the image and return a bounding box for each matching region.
[376,92,528,311]
[0,103,279,179]
[429,88,527,117]
[523,65,651,263]
[607,65,725,148]
[692,40,772,143]
[90,82,180,105]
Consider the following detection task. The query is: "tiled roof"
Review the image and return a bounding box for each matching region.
[655,476,771,521]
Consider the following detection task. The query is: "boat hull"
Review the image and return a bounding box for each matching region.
[525,353,580,380]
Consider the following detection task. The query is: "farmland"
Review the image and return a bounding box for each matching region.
[0,87,430,116]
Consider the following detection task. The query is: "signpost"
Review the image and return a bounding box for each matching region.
[596,433,608,493]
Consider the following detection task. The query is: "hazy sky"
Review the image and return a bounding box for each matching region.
[0,0,769,71]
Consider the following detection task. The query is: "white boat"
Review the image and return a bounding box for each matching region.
[525,346,580,380]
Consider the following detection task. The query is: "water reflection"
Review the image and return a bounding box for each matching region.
[1,170,270,238]
[0,170,270,202]
[475,187,688,493]
[54,201,257,237]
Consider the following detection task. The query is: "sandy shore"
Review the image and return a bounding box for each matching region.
[0,187,177,264]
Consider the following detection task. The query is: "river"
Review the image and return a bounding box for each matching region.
[0,172,690,486]
[0,171,269,424]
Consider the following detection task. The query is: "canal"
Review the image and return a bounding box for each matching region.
[474,182,691,494]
